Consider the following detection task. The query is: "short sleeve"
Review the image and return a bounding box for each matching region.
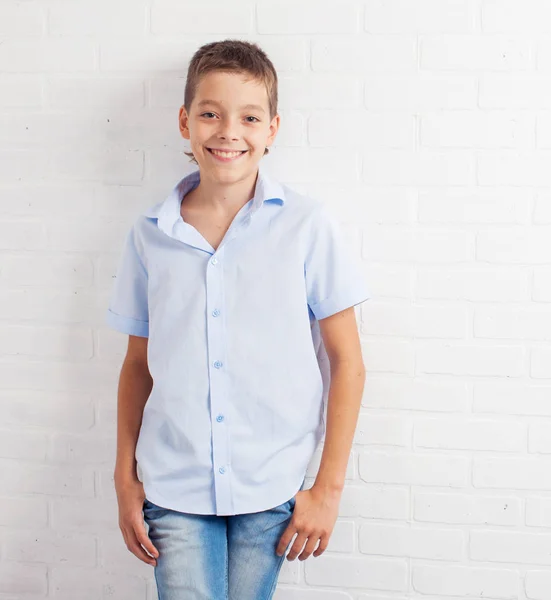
[304,204,371,320]
[105,225,149,337]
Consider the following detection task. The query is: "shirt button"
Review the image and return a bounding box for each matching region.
[212,309,220,317]
[214,360,223,369]
[219,467,226,474]
[216,415,224,422]
[211,257,218,265]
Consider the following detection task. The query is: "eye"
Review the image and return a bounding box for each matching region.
[200,112,259,123]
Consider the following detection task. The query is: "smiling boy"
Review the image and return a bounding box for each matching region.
[177,69,274,251]
[108,39,370,600]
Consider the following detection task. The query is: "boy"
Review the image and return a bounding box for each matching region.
[107,39,370,599]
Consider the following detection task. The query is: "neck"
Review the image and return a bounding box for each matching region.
[189,167,259,214]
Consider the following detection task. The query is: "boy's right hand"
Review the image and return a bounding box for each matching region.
[115,476,160,567]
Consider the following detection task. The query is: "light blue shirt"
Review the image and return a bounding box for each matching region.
[106,164,371,515]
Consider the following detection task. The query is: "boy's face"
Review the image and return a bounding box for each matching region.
[179,71,280,181]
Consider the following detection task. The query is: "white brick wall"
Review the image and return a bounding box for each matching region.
[1,0,550,598]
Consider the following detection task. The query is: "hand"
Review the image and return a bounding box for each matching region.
[114,475,160,567]
[275,485,341,561]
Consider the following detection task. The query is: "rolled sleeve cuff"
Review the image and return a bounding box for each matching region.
[106,309,149,337]
[309,289,371,321]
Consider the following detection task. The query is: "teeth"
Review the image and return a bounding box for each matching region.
[210,149,244,158]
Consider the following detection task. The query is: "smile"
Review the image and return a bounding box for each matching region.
[207,148,248,162]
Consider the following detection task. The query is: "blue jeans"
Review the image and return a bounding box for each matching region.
[143,480,306,600]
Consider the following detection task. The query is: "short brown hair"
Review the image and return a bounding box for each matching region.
[182,39,278,165]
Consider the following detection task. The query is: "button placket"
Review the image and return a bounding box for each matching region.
[206,246,232,514]
[204,210,251,516]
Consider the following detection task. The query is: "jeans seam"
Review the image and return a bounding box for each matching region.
[265,499,295,598]
[225,518,229,600]
[266,553,286,600]
[153,563,162,600]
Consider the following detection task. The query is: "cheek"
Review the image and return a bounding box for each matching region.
[191,123,210,142]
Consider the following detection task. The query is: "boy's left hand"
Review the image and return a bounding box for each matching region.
[275,485,341,560]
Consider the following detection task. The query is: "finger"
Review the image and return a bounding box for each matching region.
[298,535,320,561]
[313,534,328,557]
[135,522,160,560]
[275,524,297,557]
[130,539,158,566]
[286,532,308,561]
[123,525,158,566]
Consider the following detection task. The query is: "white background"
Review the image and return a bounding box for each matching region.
[1,0,551,598]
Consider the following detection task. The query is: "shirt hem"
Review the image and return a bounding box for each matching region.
[311,292,371,321]
[142,476,307,516]
[106,309,149,337]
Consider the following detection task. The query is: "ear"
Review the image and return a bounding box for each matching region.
[266,113,280,146]
[179,105,190,140]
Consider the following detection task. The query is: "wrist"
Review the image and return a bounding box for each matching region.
[114,465,139,487]
[312,479,344,496]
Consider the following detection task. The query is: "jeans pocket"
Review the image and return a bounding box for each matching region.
[143,498,169,519]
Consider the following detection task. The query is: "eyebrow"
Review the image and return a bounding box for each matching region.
[197,99,266,114]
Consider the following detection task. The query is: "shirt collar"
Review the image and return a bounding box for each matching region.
[143,164,286,238]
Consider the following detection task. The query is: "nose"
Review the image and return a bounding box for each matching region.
[217,117,240,141]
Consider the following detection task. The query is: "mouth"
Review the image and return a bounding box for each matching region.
[207,148,248,162]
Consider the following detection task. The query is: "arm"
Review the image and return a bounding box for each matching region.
[113,334,160,567]
[313,306,366,496]
[113,334,153,486]
[276,305,366,561]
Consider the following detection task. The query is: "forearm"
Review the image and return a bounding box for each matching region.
[113,359,153,485]
[313,361,366,495]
